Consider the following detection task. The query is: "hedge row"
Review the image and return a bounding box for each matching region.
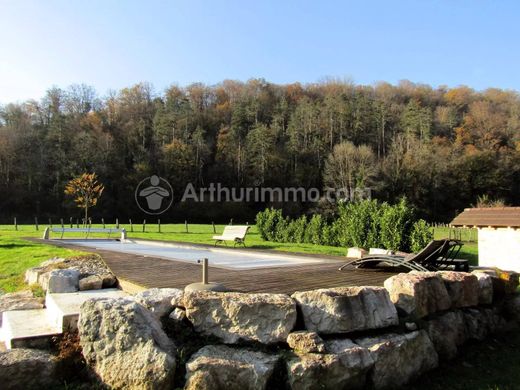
[255,199,433,252]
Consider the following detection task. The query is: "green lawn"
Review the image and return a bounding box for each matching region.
[0,230,85,293]
[0,223,479,293]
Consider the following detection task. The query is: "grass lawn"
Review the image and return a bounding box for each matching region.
[0,230,85,293]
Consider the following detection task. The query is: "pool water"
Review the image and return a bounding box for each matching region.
[59,239,333,270]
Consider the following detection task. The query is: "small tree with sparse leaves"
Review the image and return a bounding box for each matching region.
[64,173,104,225]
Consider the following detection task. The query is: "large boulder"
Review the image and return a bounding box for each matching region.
[0,291,44,327]
[184,291,296,344]
[78,297,176,390]
[504,294,520,323]
[292,286,398,334]
[461,307,506,341]
[287,339,374,390]
[79,275,103,291]
[134,288,184,321]
[473,269,519,300]
[0,348,59,390]
[185,345,279,390]
[355,331,438,389]
[438,272,479,308]
[287,331,326,353]
[384,272,451,319]
[471,271,494,305]
[424,310,466,359]
[46,269,80,293]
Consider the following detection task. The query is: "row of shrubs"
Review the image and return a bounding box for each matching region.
[255,199,433,253]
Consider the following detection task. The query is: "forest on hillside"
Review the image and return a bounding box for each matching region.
[0,79,519,223]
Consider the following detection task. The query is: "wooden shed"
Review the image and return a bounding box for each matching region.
[451,207,520,271]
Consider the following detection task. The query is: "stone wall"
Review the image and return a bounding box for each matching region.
[77,269,520,390]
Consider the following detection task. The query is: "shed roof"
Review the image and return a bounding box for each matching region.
[450,207,520,228]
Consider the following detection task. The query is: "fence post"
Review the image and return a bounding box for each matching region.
[49,218,52,228]
[129,219,133,232]
[102,218,105,229]
[212,221,216,233]
[116,218,119,229]
[35,217,39,231]
[60,218,64,228]
[76,219,79,228]
[229,218,233,226]
[69,217,73,228]
[142,219,146,232]
[158,219,161,233]
[185,220,188,233]
[14,217,17,231]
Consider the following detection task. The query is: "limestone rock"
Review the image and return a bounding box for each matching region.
[383,272,451,319]
[47,269,80,293]
[473,269,519,300]
[438,271,479,308]
[0,348,58,390]
[100,273,118,288]
[134,288,184,320]
[355,331,438,389]
[504,294,520,323]
[24,266,47,285]
[287,331,326,353]
[346,247,368,259]
[185,345,279,390]
[424,311,466,359]
[169,307,187,322]
[472,271,494,305]
[287,338,374,390]
[292,286,398,334]
[79,275,103,291]
[40,257,66,267]
[184,291,296,344]
[78,297,176,389]
[0,291,44,327]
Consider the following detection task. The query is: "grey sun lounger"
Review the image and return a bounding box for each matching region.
[338,239,468,272]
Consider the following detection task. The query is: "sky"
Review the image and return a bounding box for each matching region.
[1,0,520,103]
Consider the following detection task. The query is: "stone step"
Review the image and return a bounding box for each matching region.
[1,309,62,349]
[45,288,128,331]
[1,288,129,349]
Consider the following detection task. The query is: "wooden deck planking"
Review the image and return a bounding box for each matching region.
[37,239,396,295]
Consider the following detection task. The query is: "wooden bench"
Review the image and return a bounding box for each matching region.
[43,227,126,240]
[213,225,250,247]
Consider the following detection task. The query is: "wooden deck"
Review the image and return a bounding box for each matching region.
[38,239,397,295]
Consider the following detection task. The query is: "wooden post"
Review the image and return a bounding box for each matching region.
[76,219,79,228]
[229,218,233,226]
[116,218,119,229]
[142,219,146,232]
[69,217,73,228]
[102,218,105,229]
[212,221,216,233]
[185,220,188,233]
[14,217,17,231]
[88,218,92,228]
[60,218,64,228]
[35,217,39,231]
[158,219,161,233]
[129,219,134,232]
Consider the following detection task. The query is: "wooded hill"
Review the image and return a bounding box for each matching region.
[1,79,519,222]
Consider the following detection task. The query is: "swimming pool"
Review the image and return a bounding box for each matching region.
[58,239,334,270]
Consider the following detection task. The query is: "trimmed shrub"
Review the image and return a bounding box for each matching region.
[305,214,324,245]
[379,198,414,252]
[410,219,433,253]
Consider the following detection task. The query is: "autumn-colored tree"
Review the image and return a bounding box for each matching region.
[64,173,104,224]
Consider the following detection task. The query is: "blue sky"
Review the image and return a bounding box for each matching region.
[1,0,520,103]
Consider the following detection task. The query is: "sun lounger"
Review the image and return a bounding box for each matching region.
[339,239,468,272]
